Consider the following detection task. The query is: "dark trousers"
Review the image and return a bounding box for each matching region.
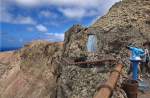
[141,60,150,73]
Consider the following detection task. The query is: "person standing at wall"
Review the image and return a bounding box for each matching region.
[142,43,150,73]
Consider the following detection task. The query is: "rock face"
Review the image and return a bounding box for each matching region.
[61,0,150,98]
[93,0,150,56]
[0,51,19,79]
[93,0,150,73]
[63,24,88,58]
[0,41,63,98]
[63,0,150,65]
[57,65,109,98]
[0,0,150,98]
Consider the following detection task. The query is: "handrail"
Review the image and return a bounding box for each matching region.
[62,58,116,65]
[93,64,123,98]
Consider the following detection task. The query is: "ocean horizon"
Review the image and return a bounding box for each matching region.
[0,47,21,52]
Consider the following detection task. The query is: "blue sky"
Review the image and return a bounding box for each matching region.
[0,0,120,51]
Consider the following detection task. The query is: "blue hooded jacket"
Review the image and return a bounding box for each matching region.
[128,47,145,61]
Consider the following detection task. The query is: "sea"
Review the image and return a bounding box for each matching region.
[0,47,21,52]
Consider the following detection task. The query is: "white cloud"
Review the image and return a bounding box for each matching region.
[59,8,85,19]
[13,16,36,24]
[40,10,51,18]
[49,0,102,8]
[59,8,100,19]
[45,33,64,42]
[0,4,36,25]
[39,10,58,20]
[8,0,102,19]
[14,0,38,6]
[53,0,120,19]
[36,24,48,32]
[0,13,36,25]
[0,3,11,23]
[91,0,121,24]
[2,0,120,19]
[0,0,121,24]
[8,0,102,8]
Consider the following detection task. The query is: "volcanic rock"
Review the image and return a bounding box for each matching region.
[0,41,63,98]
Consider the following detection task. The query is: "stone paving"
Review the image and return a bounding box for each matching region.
[138,78,150,98]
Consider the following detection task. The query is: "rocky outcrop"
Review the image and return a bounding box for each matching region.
[60,0,150,98]
[63,0,150,65]
[0,41,63,98]
[0,0,150,98]
[0,51,19,65]
[57,64,109,98]
[63,24,88,58]
[92,0,150,71]
[0,51,19,83]
[93,0,150,55]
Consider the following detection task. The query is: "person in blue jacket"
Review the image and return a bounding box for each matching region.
[126,45,145,80]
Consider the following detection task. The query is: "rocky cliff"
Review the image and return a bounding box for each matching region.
[63,24,87,58]
[0,41,63,98]
[60,0,150,97]
[93,0,150,57]
[64,0,150,61]
[0,0,150,98]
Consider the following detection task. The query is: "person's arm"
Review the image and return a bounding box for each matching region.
[127,46,134,50]
[139,49,145,57]
[145,49,149,54]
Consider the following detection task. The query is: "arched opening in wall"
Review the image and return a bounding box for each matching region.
[86,34,97,52]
